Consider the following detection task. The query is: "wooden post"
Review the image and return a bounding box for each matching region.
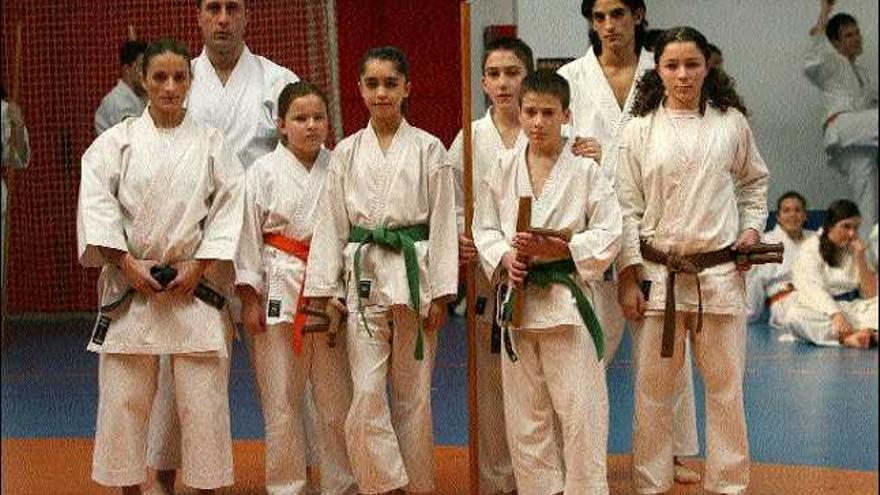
[460,2,479,493]
[3,21,23,344]
[511,197,532,328]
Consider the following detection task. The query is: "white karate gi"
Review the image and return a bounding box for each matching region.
[558,47,699,458]
[616,105,769,494]
[1,99,30,278]
[188,46,299,169]
[804,33,879,239]
[236,144,355,495]
[304,120,458,494]
[449,107,526,494]
[77,108,244,489]
[789,235,878,346]
[146,45,302,477]
[473,139,622,495]
[94,80,146,136]
[746,226,816,337]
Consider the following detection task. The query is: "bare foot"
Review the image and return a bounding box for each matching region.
[673,457,701,484]
[841,329,873,349]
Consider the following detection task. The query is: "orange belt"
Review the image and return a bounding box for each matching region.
[766,284,795,306]
[263,232,310,355]
[823,111,845,130]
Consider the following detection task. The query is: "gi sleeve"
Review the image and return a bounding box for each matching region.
[473,164,511,282]
[569,162,622,282]
[803,32,838,89]
[77,130,128,267]
[732,113,770,236]
[195,134,245,261]
[614,122,647,272]
[234,167,265,292]
[448,129,466,234]
[303,151,349,299]
[426,142,459,301]
[792,242,840,317]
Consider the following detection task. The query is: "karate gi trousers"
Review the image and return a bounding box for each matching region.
[631,312,749,494]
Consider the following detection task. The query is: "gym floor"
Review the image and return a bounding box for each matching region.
[2,313,877,494]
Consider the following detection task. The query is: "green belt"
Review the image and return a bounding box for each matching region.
[501,258,604,361]
[350,223,430,360]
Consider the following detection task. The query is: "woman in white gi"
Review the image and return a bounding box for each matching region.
[558,1,701,483]
[790,199,878,348]
[304,46,458,494]
[235,81,356,494]
[77,38,243,494]
[616,27,769,494]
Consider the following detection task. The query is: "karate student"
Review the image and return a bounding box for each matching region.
[94,40,147,136]
[235,81,356,495]
[615,27,769,494]
[474,70,622,494]
[448,36,533,495]
[804,0,878,240]
[187,0,299,169]
[789,199,878,348]
[77,38,243,494]
[558,0,700,483]
[745,192,816,339]
[145,0,307,491]
[304,46,458,494]
[2,86,30,316]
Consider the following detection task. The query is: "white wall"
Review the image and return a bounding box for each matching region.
[516,0,879,211]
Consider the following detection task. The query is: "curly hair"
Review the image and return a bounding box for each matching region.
[630,27,748,118]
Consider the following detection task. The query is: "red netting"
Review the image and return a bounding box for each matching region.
[1,1,338,313]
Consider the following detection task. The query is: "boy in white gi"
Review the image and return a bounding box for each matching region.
[304,46,458,494]
[616,27,769,494]
[804,0,878,240]
[558,2,701,481]
[235,81,356,494]
[449,36,533,495]
[474,70,622,495]
[78,38,243,494]
[746,192,816,339]
[94,40,147,136]
[790,199,878,348]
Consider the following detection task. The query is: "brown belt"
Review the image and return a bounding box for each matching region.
[766,284,795,306]
[640,240,784,358]
[640,241,732,358]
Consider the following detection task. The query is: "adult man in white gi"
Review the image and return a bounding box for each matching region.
[557,0,700,483]
[187,0,299,169]
[94,40,147,136]
[145,1,304,493]
[804,0,878,240]
[746,192,816,339]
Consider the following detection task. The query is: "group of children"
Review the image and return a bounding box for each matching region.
[77,0,879,492]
